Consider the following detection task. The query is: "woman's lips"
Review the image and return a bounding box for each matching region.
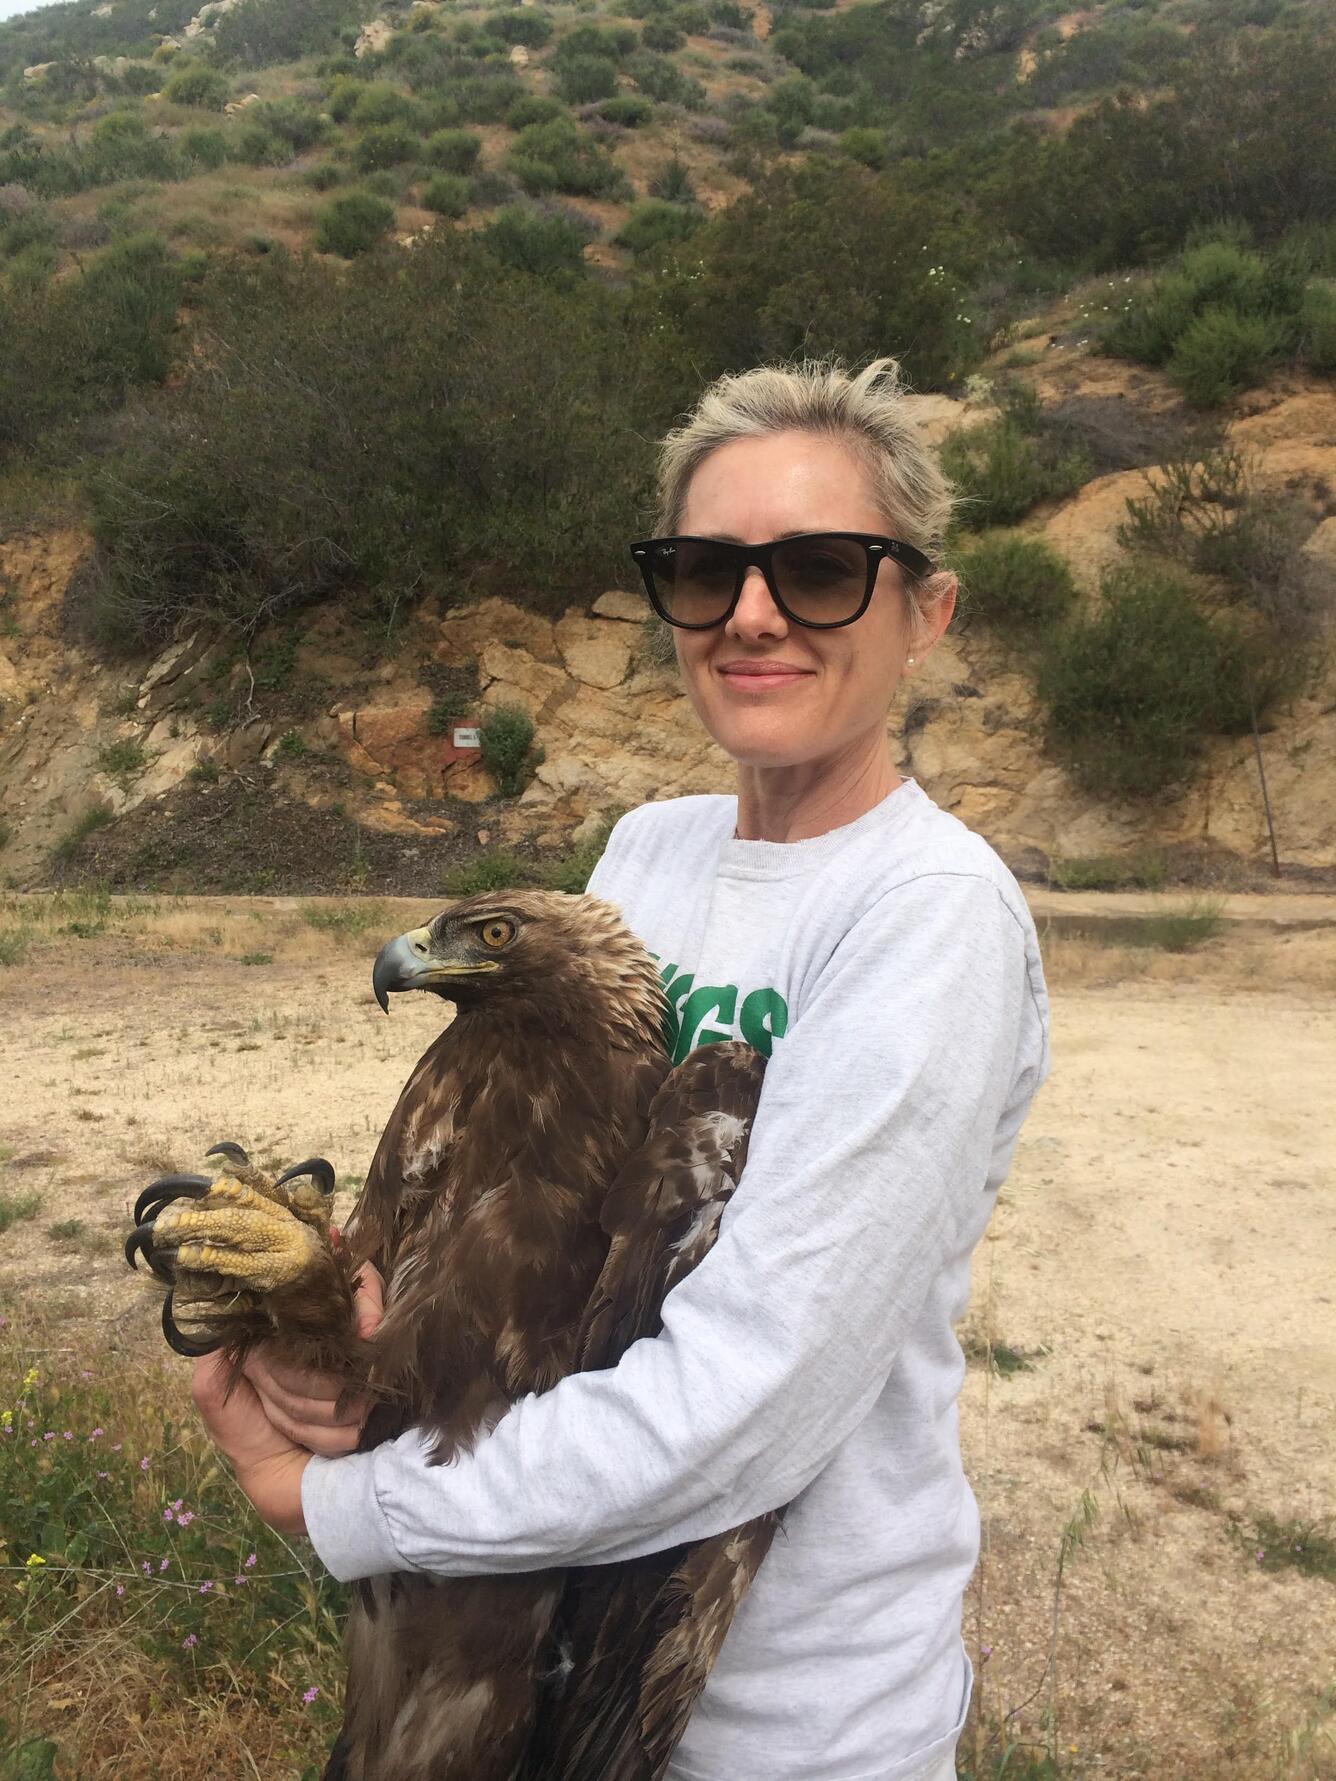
[716,663,813,691]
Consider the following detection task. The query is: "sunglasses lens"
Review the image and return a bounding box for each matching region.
[772,537,868,623]
[646,540,738,626]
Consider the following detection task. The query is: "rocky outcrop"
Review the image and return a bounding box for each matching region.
[2,383,1334,889]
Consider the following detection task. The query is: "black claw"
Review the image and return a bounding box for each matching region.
[162,1292,222,1358]
[134,1173,211,1228]
[126,1224,176,1285]
[206,1141,251,1169]
[275,1157,336,1196]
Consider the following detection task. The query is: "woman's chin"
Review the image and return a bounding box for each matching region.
[708,713,825,769]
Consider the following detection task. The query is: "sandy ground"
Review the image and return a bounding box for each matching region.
[0,895,1333,1777]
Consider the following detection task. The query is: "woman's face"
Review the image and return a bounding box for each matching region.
[672,429,951,771]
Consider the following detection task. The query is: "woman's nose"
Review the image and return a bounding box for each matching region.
[726,566,788,639]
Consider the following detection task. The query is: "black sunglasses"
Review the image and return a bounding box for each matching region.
[629,532,935,631]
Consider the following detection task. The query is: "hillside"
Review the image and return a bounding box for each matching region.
[0,0,1334,894]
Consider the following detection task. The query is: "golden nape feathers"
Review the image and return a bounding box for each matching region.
[129,888,774,1781]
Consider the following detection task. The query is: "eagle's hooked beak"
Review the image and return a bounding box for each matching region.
[372,925,501,1012]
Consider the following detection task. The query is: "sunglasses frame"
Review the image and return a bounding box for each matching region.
[628,532,935,631]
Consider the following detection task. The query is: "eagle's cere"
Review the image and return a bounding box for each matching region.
[127,889,775,1781]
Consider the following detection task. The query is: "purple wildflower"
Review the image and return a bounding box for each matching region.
[302,1687,320,1705]
[182,1633,198,1650]
[199,1580,213,1594]
[243,1552,256,1568]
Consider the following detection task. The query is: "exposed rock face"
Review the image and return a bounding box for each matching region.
[354,18,395,57]
[183,0,239,36]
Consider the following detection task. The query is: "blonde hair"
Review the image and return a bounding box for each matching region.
[649,354,958,638]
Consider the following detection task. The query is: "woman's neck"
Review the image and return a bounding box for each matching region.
[733,732,902,843]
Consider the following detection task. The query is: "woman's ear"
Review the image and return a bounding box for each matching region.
[911,570,958,662]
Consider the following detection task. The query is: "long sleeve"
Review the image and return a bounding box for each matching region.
[301,869,1042,1584]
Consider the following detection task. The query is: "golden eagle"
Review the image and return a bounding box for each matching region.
[126,889,776,1780]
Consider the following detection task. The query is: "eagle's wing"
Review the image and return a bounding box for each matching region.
[522,1038,780,1781]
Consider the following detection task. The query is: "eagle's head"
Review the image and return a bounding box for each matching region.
[372,889,668,1050]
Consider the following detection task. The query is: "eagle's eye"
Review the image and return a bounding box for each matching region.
[479,918,516,951]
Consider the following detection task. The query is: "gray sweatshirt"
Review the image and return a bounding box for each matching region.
[301,778,1052,1781]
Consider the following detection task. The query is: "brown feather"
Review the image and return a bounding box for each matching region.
[519,1041,779,1781]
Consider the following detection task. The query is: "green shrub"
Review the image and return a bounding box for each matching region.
[557,54,619,104]
[326,73,369,122]
[0,1186,41,1227]
[648,156,695,203]
[941,396,1090,530]
[163,62,231,109]
[1035,564,1256,799]
[627,50,706,107]
[274,728,308,759]
[597,95,652,127]
[838,126,888,169]
[354,124,420,172]
[426,128,482,173]
[212,0,360,66]
[313,190,395,255]
[96,737,148,784]
[228,123,291,167]
[52,804,114,864]
[656,158,988,393]
[422,173,470,216]
[538,806,623,892]
[1137,898,1226,952]
[351,82,424,128]
[615,198,702,256]
[443,848,541,896]
[450,71,524,124]
[87,111,178,183]
[556,21,639,61]
[641,20,685,50]
[303,160,344,191]
[178,126,229,170]
[507,94,565,130]
[71,233,660,648]
[252,99,330,153]
[1296,282,1336,374]
[426,691,471,734]
[480,701,542,797]
[507,118,626,198]
[1166,305,1289,408]
[1048,850,1168,891]
[478,204,589,277]
[492,9,554,47]
[955,532,1078,634]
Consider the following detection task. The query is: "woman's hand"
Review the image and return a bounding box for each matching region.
[191,1232,386,1536]
[243,1247,386,1455]
[192,1354,312,1536]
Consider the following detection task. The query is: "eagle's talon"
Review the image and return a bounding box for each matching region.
[275,1157,336,1196]
[162,1292,223,1357]
[205,1140,251,1169]
[134,1174,211,1227]
[125,1223,176,1284]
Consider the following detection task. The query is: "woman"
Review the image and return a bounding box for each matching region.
[194,355,1051,1781]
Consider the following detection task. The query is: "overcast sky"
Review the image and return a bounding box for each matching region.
[0,0,70,23]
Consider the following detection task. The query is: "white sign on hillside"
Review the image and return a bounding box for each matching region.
[451,726,481,749]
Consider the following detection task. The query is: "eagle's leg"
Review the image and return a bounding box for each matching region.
[126,1149,365,1384]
